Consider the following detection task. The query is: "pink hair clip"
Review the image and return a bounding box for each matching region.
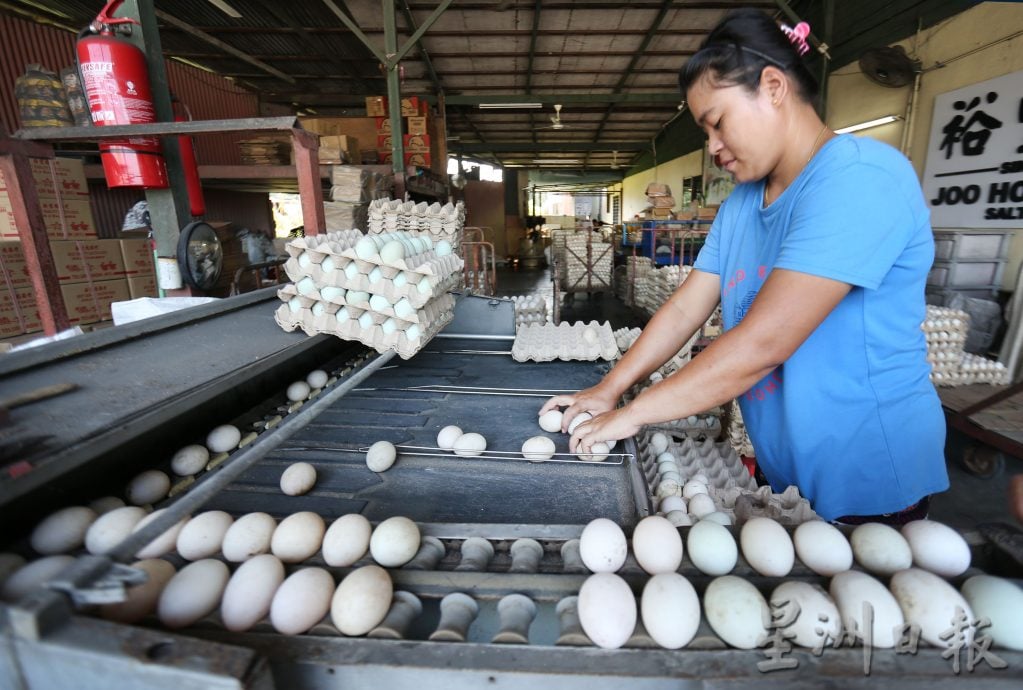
[781,21,811,56]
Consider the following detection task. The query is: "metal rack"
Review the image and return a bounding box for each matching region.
[551,227,613,324]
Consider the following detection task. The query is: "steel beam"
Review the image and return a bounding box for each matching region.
[526,0,542,144]
[453,142,647,153]
[320,0,388,64]
[384,0,405,176]
[392,0,454,65]
[400,1,444,96]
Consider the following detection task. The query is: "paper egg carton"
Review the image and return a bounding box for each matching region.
[509,294,548,328]
[511,320,620,362]
[633,264,693,316]
[278,286,454,327]
[710,484,817,526]
[933,352,1011,387]
[367,199,465,243]
[614,327,643,352]
[637,432,755,493]
[313,268,463,309]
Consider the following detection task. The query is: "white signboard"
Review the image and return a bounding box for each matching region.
[921,69,1023,228]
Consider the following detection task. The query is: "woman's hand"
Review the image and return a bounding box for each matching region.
[540,383,620,433]
[569,406,641,454]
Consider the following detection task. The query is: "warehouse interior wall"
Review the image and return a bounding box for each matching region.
[620,2,1023,290]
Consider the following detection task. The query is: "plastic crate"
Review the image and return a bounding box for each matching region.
[928,259,1005,288]
[933,231,1011,261]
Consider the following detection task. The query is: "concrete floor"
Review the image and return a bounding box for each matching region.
[494,264,1023,530]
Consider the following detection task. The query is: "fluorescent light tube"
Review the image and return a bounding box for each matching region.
[479,103,543,109]
[208,0,242,19]
[835,115,900,134]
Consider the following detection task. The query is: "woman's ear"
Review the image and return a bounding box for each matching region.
[760,65,789,106]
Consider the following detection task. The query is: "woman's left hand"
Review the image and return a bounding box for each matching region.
[570,406,641,454]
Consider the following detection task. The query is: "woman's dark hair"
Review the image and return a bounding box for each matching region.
[679,8,819,103]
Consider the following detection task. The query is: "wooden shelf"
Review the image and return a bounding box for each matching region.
[84,163,330,194]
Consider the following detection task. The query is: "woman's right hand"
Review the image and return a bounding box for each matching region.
[540,383,621,433]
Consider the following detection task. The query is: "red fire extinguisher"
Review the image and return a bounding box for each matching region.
[77,0,168,189]
[173,98,206,217]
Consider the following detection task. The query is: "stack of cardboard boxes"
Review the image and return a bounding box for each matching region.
[294,118,362,165]
[368,96,432,169]
[0,157,157,339]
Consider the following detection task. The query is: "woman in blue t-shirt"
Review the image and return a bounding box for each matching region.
[542,8,948,523]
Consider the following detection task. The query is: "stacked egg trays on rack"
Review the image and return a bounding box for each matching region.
[274,229,462,359]
[634,264,692,316]
[509,294,549,329]
[923,305,1009,386]
[512,320,620,362]
[367,198,466,252]
[555,232,614,289]
[621,256,653,307]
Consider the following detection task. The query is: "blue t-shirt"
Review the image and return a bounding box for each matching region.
[693,134,948,520]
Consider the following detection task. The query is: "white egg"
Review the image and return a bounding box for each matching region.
[538,409,563,433]
[221,554,285,632]
[701,511,732,526]
[405,324,422,341]
[394,298,415,319]
[1,555,74,602]
[331,564,393,636]
[649,432,669,454]
[369,294,390,311]
[306,370,329,389]
[176,511,234,560]
[296,276,317,295]
[632,515,683,575]
[287,381,311,402]
[379,240,406,264]
[521,436,556,461]
[900,520,971,577]
[280,462,317,495]
[435,239,452,256]
[567,412,592,435]
[579,518,628,573]
[222,512,277,562]
[579,441,610,462]
[270,567,335,635]
[850,523,913,575]
[85,506,146,555]
[88,496,125,514]
[171,445,209,476]
[344,262,360,280]
[890,568,974,647]
[688,493,717,518]
[961,575,1023,651]
[126,470,170,506]
[355,236,378,259]
[681,481,708,499]
[347,290,370,306]
[206,424,241,454]
[30,506,97,555]
[830,570,904,648]
[687,520,737,575]
[578,573,636,649]
[271,512,325,563]
[793,521,853,576]
[740,517,794,577]
[366,441,397,472]
[322,514,372,567]
[158,559,229,628]
[416,278,432,295]
[659,495,687,514]
[288,296,302,313]
[453,432,487,457]
[770,581,841,648]
[358,312,374,329]
[393,272,408,288]
[99,558,175,624]
[133,509,189,559]
[320,285,344,302]
[705,575,771,649]
[369,516,420,567]
[436,425,463,450]
[641,573,700,649]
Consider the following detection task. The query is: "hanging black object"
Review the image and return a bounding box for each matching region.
[858,46,919,88]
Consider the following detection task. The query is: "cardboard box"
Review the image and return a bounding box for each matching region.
[0,285,41,337]
[50,239,126,284]
[406,115,428,135]
[119,238,155,277]
[0,157,89,200]
[0,241,31,288]
[365,96,387,117]
[0,194,97,240]
[378,151,393,164]
[60,278,131,325]
[374,117,392,134]
[404,151,432,168]
[400,96,424,117]
[317,135,361,165]
[127,273,158,299]
[403,133,430,152]
[376,134,393,150]
[299,117,349,137]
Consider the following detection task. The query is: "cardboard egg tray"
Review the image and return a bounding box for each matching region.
[278,287,455,328]
[511,320,620,362]
[709,484,817,525]
[639,433,755,492]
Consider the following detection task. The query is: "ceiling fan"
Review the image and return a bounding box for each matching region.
[609,150,620,170]
[535,104,568,130]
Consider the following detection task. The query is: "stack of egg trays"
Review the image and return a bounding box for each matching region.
[274,229,461,359]
[511,320,620,362]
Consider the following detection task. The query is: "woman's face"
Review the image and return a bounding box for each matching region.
[686,73,780,183]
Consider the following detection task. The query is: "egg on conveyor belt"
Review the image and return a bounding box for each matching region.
[900,519,971,577]
[369,516,420,567]
[280,462,318,495]
[286,381,311,402]
[322,514,372,567]
[521,436,556,461]
[222,512,277,562]
[578,572,637,649]
[1,555,74,602]
[366,441,398,472]
[126,470,170,506]
[176,510,234,561]
[132,509,189,559]
[641,573,700,649]
[171,445,209,476]
[769,581,841,648]
[686,520,737,576]
[452,432,487,458]
[270,567,335,635]
[99,558,176,624]
[271,512,325,563]
[579,518,627,573]
[631,515,683,575]
[306,369,329,389]
[703,575,770,649]
[158,559,230,629]
[739,517,794,577]
[850,523,912,575]
[206,424,242,454]
[30,506,98,555]
[889,568,975,647]
[567,412,592,435]
[961,575,1023,651]
[538,409,563,433]
[433,421,462,448]
[331,564,393,636]
[578,441,610,462]
[792,520,853,576]
[85,506,146,555]
[220,554,286,632]
[829,570,905,648]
